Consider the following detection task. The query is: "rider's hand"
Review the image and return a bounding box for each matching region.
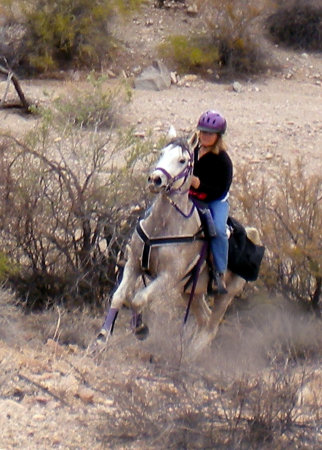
[191,176,200,189]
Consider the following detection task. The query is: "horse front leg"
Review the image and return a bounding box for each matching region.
[96,258,141,344]
[131,272,173,315]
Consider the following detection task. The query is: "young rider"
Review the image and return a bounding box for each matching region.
[189,110,233,294]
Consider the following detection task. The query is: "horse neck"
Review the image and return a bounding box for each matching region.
[145,183,199,236]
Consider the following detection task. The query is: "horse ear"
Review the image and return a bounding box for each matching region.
[167,125,177,139]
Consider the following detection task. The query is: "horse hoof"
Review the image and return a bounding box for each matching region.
[134,323,149,340]
[87,329,109,355]
[97,328,109,343]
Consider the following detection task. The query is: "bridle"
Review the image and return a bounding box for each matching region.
[153,141,194,195]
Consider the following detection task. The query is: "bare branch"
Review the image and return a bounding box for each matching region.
[0,58,32,112]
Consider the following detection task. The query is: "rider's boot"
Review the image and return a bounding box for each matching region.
[208,266,228,295]
[215,272,228,295]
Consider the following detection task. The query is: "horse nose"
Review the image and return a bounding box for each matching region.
[153,175,162,186]
[148,174,162,186]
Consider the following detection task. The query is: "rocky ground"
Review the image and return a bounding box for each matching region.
[0,1,321,448]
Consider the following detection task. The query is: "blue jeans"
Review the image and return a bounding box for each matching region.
[208,199,229,273]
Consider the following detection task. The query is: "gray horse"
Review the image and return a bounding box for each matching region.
[97,138,257,350]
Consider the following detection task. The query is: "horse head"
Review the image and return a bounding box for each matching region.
[148,138,193,194]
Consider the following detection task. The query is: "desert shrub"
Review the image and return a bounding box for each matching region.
[232,160,321,315]
[1,0,143,73]
[97,366,319,448]
[0,83,152,309]
[205,0,270,76]
[159,0,271,77]
[266,0,322,51]
[0,251,19,282]
[158,34,220,74]
[52,72,132,129]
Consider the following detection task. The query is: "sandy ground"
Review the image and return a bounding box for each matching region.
[1,52,321,179]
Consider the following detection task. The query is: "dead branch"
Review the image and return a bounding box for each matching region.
[0,58,32,112]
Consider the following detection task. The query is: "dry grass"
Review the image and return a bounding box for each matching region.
[0,287,321,448]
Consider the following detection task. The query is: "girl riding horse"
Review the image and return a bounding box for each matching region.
[189,110,233,294]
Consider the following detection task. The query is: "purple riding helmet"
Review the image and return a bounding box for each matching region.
[197,110,227,134]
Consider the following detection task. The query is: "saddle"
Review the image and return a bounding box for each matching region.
[227,217,265,282]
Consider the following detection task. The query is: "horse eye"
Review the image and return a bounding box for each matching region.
[179,158,186,164]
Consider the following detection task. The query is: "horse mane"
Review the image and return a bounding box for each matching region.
[168,137,190,153]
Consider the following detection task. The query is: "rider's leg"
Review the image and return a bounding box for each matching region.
[208,199,229,293]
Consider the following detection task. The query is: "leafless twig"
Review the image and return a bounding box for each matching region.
[0,57,32,111]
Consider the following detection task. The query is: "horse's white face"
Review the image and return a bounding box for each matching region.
[148,141,192,193]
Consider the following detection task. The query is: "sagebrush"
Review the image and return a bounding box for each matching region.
[232,159,321,315]
[1,0,144,73]
[0,81,152,309]
[159,0,272,77]
[266,0,322,51]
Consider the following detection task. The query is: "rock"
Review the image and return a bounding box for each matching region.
[232,81,243,93]
[177,74,198,86]
[187,4,198,16]
[134,60,171,91]
[0,399,26,420]
[170,71,178,84]
[77,387,95,404]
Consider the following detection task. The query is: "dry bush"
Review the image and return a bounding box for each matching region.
[95,363,320,448]
[159,0,273,77]
[266,0,322,51]
[0,84,152,309]
[232,160,321,315]
[0,0,144,73]
[203,0,272,76]
[92,287,321,448]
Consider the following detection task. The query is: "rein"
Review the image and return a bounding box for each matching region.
[165,195,195,219]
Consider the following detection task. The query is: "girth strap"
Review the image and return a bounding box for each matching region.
[136,220,203,274]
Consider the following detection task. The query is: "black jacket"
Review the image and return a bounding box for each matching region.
[190,149,233,202]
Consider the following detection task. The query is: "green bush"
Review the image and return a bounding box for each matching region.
[159,34,220,74]
[0,251,19,281]
[3,0,143,73]
[266,0,322,51]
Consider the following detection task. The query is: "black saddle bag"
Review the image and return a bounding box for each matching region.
[227,217,265,282]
